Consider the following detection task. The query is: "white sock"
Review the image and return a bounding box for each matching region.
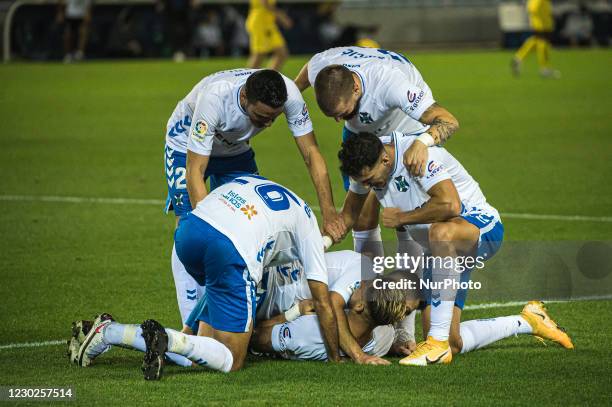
[427,260,461,341]
[460,316,532,354]
[352,226,384,259]
[166,329,233,373]
[171,244,203,324]
[103,322,193,367]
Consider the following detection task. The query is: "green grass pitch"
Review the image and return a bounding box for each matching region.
[0,49,611,405]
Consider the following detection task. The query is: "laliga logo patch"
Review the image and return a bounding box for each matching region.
[191,120,208,142]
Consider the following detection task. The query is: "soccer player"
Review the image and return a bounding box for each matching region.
[337,131,573,365]
[165,69,342,325]
[251,250,414,362]
[294,46,460,353]
[74,176,340,378]
[511,0,561,78]
[245,0,292,70]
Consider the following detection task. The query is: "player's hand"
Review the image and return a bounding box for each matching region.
[356,354,391,365]
[389,340,417,356]
[403,140,429,177]
[381,207,403,229]
[322,212,347,243]
[298,299,316,315]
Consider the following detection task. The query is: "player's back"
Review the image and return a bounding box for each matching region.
[191,175,324,284]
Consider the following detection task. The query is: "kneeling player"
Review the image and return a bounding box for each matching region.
[338,131,574,366]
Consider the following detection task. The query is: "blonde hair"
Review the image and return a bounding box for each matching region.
[365,281,409,326]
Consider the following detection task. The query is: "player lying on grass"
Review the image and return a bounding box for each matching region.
[337,131,574,366]
[67,251,409,372]
[249,250,416,361]
[70,176,340,378]
[164,68,343,325]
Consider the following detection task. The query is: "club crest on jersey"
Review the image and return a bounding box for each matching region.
[191,120,208,142]
[359,112,373,124]
[394,175,409,192]
[240,204,258,220]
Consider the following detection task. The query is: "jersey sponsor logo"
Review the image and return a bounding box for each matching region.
[359,112,374,124]
[394,175,409,192]
[282,326,292,338]
[426,160,443,178]
[407,90,425,112]
[289,104,311,127]
[240,204,258,220]
[220,190,247,211]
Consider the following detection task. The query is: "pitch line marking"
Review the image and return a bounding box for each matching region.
[2,296,611,351]
[1,194,612,223]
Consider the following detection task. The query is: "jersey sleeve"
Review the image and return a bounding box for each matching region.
[296,218,328,285]
[382,67,435,121]
[348,177,371,195]
[284,80,314,137]
[415,146,452,192]
[186,88,223,156]
[329,255,365,304]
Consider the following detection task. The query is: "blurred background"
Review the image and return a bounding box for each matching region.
[1,0,610,62]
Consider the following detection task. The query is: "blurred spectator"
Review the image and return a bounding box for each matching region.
[106,7,143,58]
[223,6,250,57]
[245,0,292,71]
[56,0,93,63]
[157,0,195,62]
[562,3,594,46]
[316,2,380,48]
[511,0,561,78]
[194,10,224,58]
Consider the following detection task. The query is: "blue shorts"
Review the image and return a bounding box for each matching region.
[174,213,256,333]
[164,146,259,216]
[424,206,504,309]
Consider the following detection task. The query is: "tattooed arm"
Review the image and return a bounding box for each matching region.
[403,103,459,176]
[418,103,460,145]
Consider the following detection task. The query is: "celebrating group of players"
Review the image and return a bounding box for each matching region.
[68,46,574,379]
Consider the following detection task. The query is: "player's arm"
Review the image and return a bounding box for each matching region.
[330,292,390,365]
[256,299,317,328]
[381,179,461,228]
[294,63,310,92]
[258,0,292,29]
[186,151,210,207]
[404,103,459,178]
[308,279,341,362]
[294,132,345,242]
[340,189,369,232]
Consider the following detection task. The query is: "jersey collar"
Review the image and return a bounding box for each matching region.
[235,85,248,116]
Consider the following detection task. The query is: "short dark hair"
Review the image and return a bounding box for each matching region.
[245,70,288,108]
[338,132,384,178]
[314,65,354,115]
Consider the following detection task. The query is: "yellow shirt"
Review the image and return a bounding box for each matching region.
[527,0,554,32]
[247,0,277,31]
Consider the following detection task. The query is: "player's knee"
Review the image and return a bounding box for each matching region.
[429,222,455,242]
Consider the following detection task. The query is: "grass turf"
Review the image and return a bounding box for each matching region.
[0,49,611,405]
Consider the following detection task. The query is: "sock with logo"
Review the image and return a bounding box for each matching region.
[460,316,532,354]
[426,260,461,342]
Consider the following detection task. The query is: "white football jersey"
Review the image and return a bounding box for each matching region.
[166,69,313,157]
[256,250,375,321]
[349,132,499,234]
[307,47,434,136]
[191,175,326,285]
